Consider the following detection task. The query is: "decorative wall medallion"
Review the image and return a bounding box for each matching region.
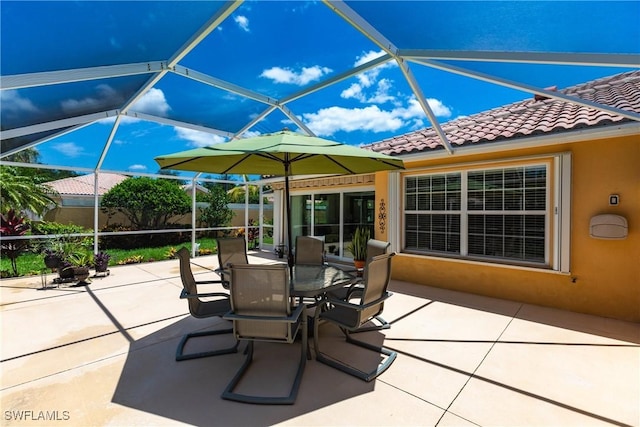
[378,199,387,234]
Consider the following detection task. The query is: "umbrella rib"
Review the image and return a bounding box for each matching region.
[221,153,262,174]
[322,155,356,174]
[161,157,204,170]
[287,152,356,174]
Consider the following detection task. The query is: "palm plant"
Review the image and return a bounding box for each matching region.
[0,166,58,215]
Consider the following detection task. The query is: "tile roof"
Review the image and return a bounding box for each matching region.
[48,173,128,196]
[365,71,640,156]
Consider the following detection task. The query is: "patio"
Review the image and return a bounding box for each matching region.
[1,251,638,427]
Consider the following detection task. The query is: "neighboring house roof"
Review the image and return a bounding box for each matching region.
[366,70,640,155]
[47,173,128,196]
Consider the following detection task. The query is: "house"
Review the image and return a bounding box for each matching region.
[44,172,129,228]
[287,71,640,322]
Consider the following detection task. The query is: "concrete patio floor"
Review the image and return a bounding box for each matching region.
[1,251,638,427]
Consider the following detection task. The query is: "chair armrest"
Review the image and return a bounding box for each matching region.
[195,279,226,285]
[213,266,227,276]
[180,289,230,299]
[345,283,365,300]
[324,291,393,310]
[202,277,230,287]
[223,304,305,323]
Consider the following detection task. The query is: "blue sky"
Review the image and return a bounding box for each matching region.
[1,1,639,176]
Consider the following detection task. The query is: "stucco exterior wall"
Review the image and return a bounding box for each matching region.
[387,134,639,322]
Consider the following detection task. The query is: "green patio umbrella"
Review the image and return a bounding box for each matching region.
[155,130,405,268]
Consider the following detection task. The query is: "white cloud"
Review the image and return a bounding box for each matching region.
[61,84,124,113]
[238,130,261,138]
[260,65,332,86]
[342,78,395,104]
[303,105,405,136]
[354,50,396,86]
[234,15,250,32]
[340,50,399,104]
[398,97,452,118]
[175,127,227,148]
[302,96,451,137]
[131,88,170,117]
[354,50,387,67]
[51,142,85,158]
[0,90,39,113]
[96,88,171,125]
[426,98,452,117]
[128,164,147,172]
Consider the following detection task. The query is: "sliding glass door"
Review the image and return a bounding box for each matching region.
[291,190,374,260]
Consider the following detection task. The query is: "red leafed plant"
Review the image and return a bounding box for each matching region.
[0,209,31,276]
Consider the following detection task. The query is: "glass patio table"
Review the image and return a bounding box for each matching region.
[290,264,353,300]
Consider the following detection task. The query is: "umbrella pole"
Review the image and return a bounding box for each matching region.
[285,162,294,272]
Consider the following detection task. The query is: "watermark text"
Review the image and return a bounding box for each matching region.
[4,410,70,422]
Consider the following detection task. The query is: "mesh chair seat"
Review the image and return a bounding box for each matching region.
[318,305,360,328]
[191,299,233,319]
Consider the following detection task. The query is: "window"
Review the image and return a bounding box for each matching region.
[405,173,461,255]
[404,163,551,266]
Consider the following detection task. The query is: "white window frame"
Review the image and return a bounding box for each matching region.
[401,153,571,272]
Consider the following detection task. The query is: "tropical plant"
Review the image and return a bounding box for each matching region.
[0,209,31,276]
[0,166,58,215]
[63,250,93,283]
[198,184,234,229]
[117,255,144,265]
[66,250,93,268]
[94,251,111,272]
[101,177,191,230]
[346,226,371,262]
[227,184,262,203]
[38,226,92,268]
[237,218,260,249]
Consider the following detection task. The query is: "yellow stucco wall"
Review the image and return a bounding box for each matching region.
[384,134,640,322]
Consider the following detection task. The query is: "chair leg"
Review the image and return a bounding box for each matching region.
[313,310,396,382]
[175,328,239,361]
[221,319,307,405]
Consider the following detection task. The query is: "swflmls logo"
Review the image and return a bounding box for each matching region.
[4,410,70,421]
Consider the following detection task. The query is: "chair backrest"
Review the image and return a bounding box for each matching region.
[217,237,248,268]
[217,237,248,286]
[229,264,293,341]
[176,247,201,316]
[366,239,390,261]
[295,235,325,265]
[358,252,395,326]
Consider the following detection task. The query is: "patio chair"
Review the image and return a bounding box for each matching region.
[215,237,248,289]
[175,247,239,361]
[327,240,392,332]
[294,235,325,265]
[222,263,307,405]
[313,252,397,382]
